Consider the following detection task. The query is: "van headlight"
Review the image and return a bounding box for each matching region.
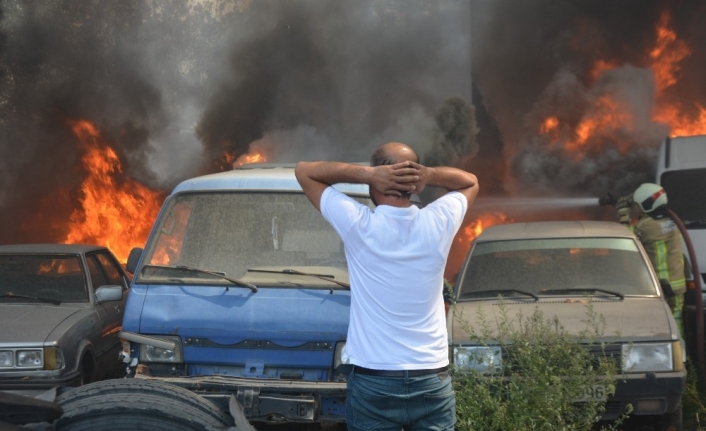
[333,342,349,370]
[139,336,183,363]
[453,346,502,373]
[622,342,673,372]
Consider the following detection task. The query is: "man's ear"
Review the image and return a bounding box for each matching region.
[368,186,378,207]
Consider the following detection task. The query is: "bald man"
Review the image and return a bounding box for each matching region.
[295,142,478,431]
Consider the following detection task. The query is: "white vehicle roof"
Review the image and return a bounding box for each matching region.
[171,163,370,196]
[475,220,636,243]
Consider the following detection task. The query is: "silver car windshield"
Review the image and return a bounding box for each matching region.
[139,192,370,284]
[0,255,88,302]
[458,237,657,298]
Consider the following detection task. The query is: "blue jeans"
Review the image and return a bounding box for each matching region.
[346,369,456,431]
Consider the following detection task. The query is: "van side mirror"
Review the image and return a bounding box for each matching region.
[126,247,143,275]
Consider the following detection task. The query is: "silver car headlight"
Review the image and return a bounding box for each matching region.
[622,342,673,373]
[139,336,183,363]
[16,349,43,369]
[0,350,14,368]
[453,346,503,373]
[0,348,63,370]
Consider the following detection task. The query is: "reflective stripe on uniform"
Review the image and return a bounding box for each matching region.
[653,240,670,281]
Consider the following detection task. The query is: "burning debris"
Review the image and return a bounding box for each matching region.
[472,1,706,198]
[1,0,705,272]
[0,1,473,260]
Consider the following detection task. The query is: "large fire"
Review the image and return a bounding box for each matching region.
[539,10,706,158]
[63,120,165,263]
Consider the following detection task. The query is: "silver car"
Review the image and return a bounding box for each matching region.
[449,221,686,430]
[0,244,129,396]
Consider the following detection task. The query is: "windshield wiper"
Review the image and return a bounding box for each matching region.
[247,268,350,289]
[0,292,61,305]
[461,289,538,301]
[142,264,257,293]
[540,288,624,300]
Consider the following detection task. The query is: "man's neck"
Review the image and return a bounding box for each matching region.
[377,196,413,208]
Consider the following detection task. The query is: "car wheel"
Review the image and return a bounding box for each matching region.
[78,355,93,386]
[56,390,232,431]
[56,379,232,427]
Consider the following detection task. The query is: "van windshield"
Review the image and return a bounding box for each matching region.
[139,192,370,283]
[660,168,706,227]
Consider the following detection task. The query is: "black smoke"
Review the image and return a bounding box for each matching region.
[471,0,706,197]
[0,0,474,244]
[195,1,475,172]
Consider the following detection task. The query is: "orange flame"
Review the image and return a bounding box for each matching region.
[446,211,512,281]
[233,151,267,169]
[542,9,706,157]
[151,202,192,265]
[649,11,706,136]
[462,212,511,244]
[63,120,165,263]
[649,11,691,94]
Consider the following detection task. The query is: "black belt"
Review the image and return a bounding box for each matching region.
[352,365,448,377]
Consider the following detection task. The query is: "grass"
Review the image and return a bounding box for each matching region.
[683,360,706,430]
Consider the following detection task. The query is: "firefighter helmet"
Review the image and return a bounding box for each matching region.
[633,183,668,213]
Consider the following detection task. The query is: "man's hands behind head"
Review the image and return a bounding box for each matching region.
[369,161,421,196]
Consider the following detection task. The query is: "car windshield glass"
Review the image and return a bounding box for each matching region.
[0,255,88,302]
[458,237,656,299]
[138,192,370,284]
[660,168,706,226]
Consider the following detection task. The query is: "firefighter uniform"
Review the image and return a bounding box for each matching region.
[633,214,686,335]
[616,183,686,336]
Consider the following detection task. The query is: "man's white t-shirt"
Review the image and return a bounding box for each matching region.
[320,187,467,370]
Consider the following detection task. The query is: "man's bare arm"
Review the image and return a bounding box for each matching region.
[295,161,419,211]
[412,163,479,206]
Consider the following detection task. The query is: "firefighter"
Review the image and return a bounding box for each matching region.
[616,183,686,335]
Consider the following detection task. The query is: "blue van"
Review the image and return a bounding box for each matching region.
[116,163,370,429]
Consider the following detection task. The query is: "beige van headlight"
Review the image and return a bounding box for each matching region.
[622,342,675,373]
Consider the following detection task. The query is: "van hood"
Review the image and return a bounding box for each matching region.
[135,284,350,346]
[450,297,677,344]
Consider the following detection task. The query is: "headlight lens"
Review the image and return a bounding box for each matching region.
[333,342,348,370]
[453,346,503,373]
[0,350,13,368]
[0,348,62,370]
[16,349,43,368]
[622,342,673,372]
[139,336,183,363]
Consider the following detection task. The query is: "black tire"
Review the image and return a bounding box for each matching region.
[56,379,232,427]
[79,352,96,386]
[56,392,229,431]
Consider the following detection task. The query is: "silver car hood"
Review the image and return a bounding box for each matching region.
[450,297,677,344]
[0,305,83,344]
